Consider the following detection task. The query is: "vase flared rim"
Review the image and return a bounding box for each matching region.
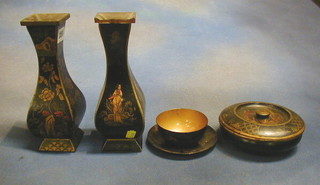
[94,12,136,24]
[21,13,70,26]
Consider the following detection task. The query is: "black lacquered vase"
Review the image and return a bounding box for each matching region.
[94,12,145,152]
[21,13,86,152]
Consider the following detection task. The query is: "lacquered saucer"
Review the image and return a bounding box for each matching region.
[147,125,217,155]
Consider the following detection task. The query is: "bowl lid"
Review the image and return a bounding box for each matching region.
[219,101,305,141]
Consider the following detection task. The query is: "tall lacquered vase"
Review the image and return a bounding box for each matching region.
[94,12,145,152]
[21,13,86,152]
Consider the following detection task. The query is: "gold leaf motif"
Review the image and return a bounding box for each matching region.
[38,76,49,86]
[54,71,59,81]
[58,93,65,101]
[39,76,44,83]
[39,88,55,101]
[233,122,241,129]
[50,71,59,84]
[42,62,54,72]
[55,84,65,100]
[44,79,49,86]
[35,37,56,51]
[56,84,61,93]
[45,114,55,136]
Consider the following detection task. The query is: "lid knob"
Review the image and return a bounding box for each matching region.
[256,110,270,119]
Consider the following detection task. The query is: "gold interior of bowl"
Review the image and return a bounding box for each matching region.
[156,109,208,133]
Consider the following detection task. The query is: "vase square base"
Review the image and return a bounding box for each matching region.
[38,128,84,152]
[102,136,142,152]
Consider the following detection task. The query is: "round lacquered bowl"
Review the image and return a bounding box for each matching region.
[219,101,305,153]
[156,108,208,148]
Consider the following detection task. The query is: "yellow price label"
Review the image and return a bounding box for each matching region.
[125,130,136,139]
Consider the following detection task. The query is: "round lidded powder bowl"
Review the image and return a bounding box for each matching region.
[219,101,305,153]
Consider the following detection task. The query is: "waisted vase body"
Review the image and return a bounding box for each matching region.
[94,12,145,152]
[21,13,86,152]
